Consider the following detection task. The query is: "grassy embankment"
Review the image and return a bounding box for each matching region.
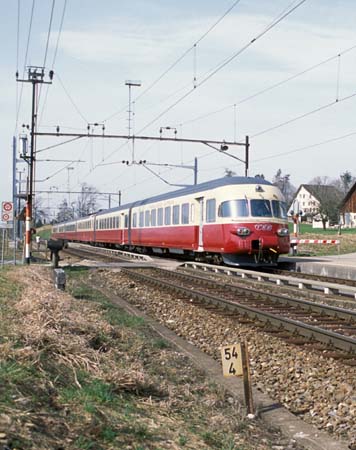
[0,266,282,450]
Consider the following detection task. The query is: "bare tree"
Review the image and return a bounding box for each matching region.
[308,177,343,229]
[272,169,296,206]
[75,183,99,218]
[337,171,354,195]
[33,197,50,227]
[55,199,74,223]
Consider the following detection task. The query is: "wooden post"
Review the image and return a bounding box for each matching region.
[241,341,254,415]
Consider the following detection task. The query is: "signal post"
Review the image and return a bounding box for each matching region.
[16,67,53,264]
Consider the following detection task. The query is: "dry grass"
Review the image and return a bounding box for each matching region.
[0,265,292,449]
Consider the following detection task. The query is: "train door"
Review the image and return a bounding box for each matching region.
[92,215,96,243]
[128,207,132,247]
[195,196,204,250]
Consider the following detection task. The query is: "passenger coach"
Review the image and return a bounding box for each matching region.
[52,176,290,266]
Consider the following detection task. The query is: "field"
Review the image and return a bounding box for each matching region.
[289,223,356,256]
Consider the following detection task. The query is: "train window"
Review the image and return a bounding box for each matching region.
[145,210,150,227]
[272,200,287,219]
[139,211,144,227]
[124,214,128,228]
[206,199,216,223]
[173,205,180,224]
[132,213,137,228]
[219,200,249,217]
[182,203,189,224]
[158,208,163,226]
[151,209,156,226]
[250,199,272,217]
[164,206,171,225]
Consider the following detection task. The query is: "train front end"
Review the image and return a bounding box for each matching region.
[216,181,290,266]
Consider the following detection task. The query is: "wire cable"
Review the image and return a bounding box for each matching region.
[179,42,356,127]
[36,136,84,154]
[42,0,56,70]
[102,0,242,123]
[15,0,21,132]
[253,129,356,163]
[137,0,307,135]
[37,0,56,112]
[251,90,356,138]
[14,0,36,134]
[56,73,88,123]
[38,0,68,125]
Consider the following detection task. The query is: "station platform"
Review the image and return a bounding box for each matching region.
[279,253,356,280]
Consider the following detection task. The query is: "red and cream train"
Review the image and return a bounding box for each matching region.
[52,176,290,266]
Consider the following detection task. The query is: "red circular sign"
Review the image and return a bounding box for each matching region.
[2,213,10,221]
[3,202,12,212]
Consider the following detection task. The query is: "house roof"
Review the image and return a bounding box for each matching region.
[295,184,343,203]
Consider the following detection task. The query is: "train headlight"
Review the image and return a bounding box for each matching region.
[236,227,251,236]
[277,227,289,237]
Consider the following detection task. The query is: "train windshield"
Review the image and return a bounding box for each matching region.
[271,200,287,219]
[219,199,249,217]
[250,199,272,217]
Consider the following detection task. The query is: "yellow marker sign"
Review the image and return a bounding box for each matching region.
[220,344,243,377]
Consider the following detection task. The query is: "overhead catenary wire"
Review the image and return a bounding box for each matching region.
[178,42,356,127]
[251,90,356,138]
[42,0,56,71]
[39,0,68,125]
[56,73,88,124]
[78,0,308,195]
[253,129,356,163]
[37,0,56,113]
[137,0,307,135]
[15,0,20,124]
[79,0,306,185]
[101,0,242,123]
[14,0,36,134]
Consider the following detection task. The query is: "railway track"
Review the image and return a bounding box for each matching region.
[266,267,356,287]
[62,243,152,263]
[122,267,356,361]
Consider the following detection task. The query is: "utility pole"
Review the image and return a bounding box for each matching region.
[16,66,53,264]
[12,136,17,264]
[125,80,141,137]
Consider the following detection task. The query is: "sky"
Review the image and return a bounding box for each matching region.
[1,0,356,220]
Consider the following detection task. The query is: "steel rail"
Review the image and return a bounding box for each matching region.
[154,268,356,321]
[266,268,356,288]
[183,262,356,299]
[122,268,356,354]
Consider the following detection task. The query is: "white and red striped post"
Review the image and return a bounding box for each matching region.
[25,200,31,264]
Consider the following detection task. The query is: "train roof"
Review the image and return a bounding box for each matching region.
[95,175,271,217]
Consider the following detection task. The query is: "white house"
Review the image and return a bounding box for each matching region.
[289,184,342,227]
